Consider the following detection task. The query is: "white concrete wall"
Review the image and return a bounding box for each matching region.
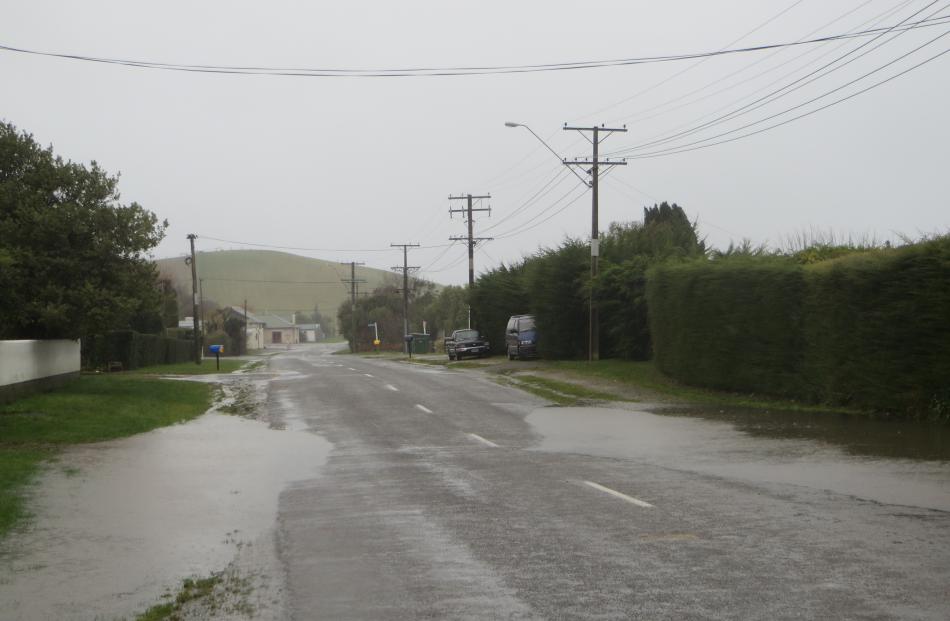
[0,340,81,387]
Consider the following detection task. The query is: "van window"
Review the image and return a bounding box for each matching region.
[518,317,535,331]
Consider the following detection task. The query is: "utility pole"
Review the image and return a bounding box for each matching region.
[340,261,366,352]
[562,123,627,361]
[243,299,248,355]
[391,244,420,354]
[449,193,492,328]
[186,234,201,364]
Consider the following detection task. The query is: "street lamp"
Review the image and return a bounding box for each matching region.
[504,122,591,188]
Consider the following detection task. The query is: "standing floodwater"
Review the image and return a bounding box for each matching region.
[527,405,950,512]
[0,383,331,621]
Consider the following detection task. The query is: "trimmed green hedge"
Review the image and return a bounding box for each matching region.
[648,258,805,397]
[647,237,950,415]
[82,330,194,370]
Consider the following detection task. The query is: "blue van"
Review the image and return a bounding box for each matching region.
[505,314,538,360]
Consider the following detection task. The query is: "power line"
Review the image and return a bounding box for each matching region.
[620,38,950,161]
[610,0,913,128]
[3,18,947,78]
[196,234,452,252]
[481,167,569,233]
[571,0,809,124]
[608,1,949,157]
[198,277,349,284]
[614,21,950,161]
[493,182,592,240]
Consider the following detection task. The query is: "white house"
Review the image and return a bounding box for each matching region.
[226,307,266,352]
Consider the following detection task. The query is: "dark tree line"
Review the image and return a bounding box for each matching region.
[468,202,706,359]
[0,122,170,340]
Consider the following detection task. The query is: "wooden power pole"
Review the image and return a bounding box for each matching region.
[449,193,492,328]
[186,234,201,364]
[562,124,627,361]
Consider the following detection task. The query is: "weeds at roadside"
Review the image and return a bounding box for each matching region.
[136,571,257,620]
[217,383,260,419]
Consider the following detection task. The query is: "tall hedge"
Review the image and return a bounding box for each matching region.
[801,238,950,413]
[647,236,950,415]
[82,330,194,370]
[648,258,805,397]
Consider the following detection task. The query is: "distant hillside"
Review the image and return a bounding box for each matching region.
[155,250,400,324]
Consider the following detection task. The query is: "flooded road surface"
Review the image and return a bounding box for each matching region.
[0,374,331,621]
[527,405,950,512]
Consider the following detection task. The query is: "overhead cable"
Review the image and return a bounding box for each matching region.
[2,17,948,77]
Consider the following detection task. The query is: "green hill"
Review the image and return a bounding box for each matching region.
[155,250,401,326]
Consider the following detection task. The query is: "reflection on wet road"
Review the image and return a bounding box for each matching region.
[527,406,950,512]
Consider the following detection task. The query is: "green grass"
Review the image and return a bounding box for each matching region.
[514,374,633,403]
[0,375,214,539]
[495,376,576,406]
[547,359,859,413]
[129,359,245,375]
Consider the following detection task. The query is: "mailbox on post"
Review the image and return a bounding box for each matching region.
[208,344,224,370]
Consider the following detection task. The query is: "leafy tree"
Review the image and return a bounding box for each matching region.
[418,284,469,338]
[596,202,707,359]
[337,280,435,352]
[0,122,167,340]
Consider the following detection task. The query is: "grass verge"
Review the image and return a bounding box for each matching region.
[129,359,245,375]
[547,359,860,413]
[515,374,633,403]
[0,374,214,539]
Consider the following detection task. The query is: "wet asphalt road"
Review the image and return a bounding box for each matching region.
[271,344,950,620]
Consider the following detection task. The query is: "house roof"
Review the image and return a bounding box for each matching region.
[256,313,297,329]
[227,306,266,326]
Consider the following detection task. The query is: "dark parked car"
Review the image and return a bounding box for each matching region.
[505,314,538,360]
[445,329,490,360]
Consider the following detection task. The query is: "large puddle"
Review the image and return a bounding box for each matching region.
[526,406,950,512]
[0,407,330,620]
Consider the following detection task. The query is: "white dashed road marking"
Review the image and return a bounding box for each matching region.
[466,433,500,448]
[385,384,399,392]
[583,481,654,508]
[347,367,357,371]
[415,404,433,414]
[364,373,374,378]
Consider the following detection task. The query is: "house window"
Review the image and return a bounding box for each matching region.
[272,331,282,344]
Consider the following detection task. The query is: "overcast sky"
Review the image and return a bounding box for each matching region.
[4,0,948,285]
